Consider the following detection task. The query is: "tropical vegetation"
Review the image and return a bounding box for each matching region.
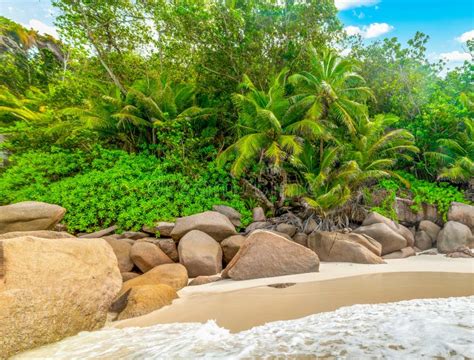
[0,1,472,232]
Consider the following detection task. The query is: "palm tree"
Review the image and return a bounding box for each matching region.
[426,93,474,183]
[218,70,325,177]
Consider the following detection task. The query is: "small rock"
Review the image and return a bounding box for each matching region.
[303,218,317,235]
[212,205,242,227]
[276,223,297,237]
[189,275,222,286]
[245,221,270,233]
[79,225,118,239]
[445,246,474,258]
[130,242,173,273]
[448,202,474,231]
[156,222,175,237]
[122,231,148,240]
[252,207,266,222]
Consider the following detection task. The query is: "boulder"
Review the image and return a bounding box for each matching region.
[0,230,74,240]
[212,205,242,227]
[156,222,175,237]
[394,197,440,225]
[122,231,148,240]
[396,224,415,247]
[437,221,474,254]
[222,230,319,280]
[221,234,246,264]
[104,238,134,273]
[307,231,384,264]
[245,221,271,233]
[130,242,173,273]
[0,236,121,357]
[121,272,140,282]
[252,207,266,222]
[362,212,397,231]
[448,202,474,231]
[118,263,188,298]
[157,238,179,262]
[79,225,118,239]
[414,230,433,251]
[178,230,222,277]
[353,222,407,255]
[189,274,222,286]
[292,232,308,247]
[418,220,441,243]
[276,223,297,237]
[136,237,178,262]
[116,284,178,320]
[0,201,66,235]
[382,247,416,259]
[171,211,236,242]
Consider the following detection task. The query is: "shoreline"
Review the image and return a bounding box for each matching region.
[112,255,474,332]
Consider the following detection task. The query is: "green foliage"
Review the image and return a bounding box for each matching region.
[0,147,251,232]
[373,172,470,221]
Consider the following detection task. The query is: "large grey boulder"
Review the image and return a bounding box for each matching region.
[171,211,236,242]
[448,202,474,231]
[437,221,474,254]
[418,220,441,243]
[353,222,407,255]
[0,201,66,234]
[308,231,384,264]
[212,205,242,227]
[222,230,319,280]
[414,230,433,251]
[178,230,223,277]
[130,242,173,273]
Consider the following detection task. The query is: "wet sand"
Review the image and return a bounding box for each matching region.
[113,256,474,332]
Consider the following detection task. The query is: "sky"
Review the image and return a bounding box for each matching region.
[0,0,473,69]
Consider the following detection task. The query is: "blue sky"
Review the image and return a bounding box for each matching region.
[1,0,473,67]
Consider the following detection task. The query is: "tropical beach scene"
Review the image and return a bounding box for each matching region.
[0,0,473,358]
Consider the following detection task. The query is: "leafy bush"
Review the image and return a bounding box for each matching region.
[0,147,251,232]
[371,172,470,221]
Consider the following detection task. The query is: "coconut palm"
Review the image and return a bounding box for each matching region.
[218,70,326,177]
[289,47,373,135]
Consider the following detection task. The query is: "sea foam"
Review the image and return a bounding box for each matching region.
[15,296,474,359]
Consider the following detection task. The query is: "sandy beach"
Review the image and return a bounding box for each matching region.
[113,255,474,332]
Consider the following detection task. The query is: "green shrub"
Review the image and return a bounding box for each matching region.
[0,147,251,232]
[371,172,470,221]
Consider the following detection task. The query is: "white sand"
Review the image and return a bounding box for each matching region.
[111,255,474,332]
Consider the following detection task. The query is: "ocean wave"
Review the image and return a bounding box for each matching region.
[16,296,474,359]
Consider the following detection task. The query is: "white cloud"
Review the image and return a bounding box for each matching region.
[23,19,59,38]
[456,29,474,43]
[335,0,380,10]
[439,51,471,62]
[344,22,394,39]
